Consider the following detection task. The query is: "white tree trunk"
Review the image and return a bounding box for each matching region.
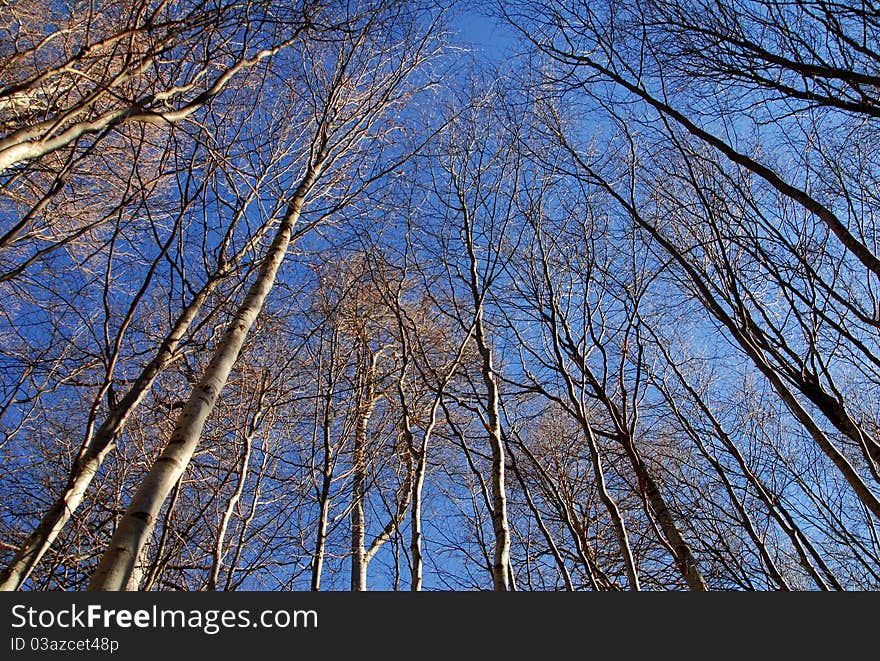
[474,324,512,592]
[310,374,335,592]
[0,278,218,591]
[350,350,379,592]
[463,203,512,591]
[88,159,324,591]
[207,410,258,591]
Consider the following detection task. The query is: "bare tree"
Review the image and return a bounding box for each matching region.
[88,1,443,591]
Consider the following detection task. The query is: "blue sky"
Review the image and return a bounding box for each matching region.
[452,6,519,62]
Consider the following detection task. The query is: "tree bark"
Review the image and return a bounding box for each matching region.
[0,274,222,591]
[207,407,259,591]
[88,156,325,591]
[311,344,337,592]
[475,326,512,592]
[350,349,379,592]
[624,443,709,591]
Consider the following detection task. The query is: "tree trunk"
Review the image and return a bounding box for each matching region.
[623,442,709,591]
[350,350,379,592]
[207,410,258,591]
[0,276,220,591]
[409,397,439,592]
[474,319,511,591]
[409,448,427,591]
[87,158,324,591]
[311,375,335,592]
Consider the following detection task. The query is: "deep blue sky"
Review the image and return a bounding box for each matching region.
[452,6,519,62]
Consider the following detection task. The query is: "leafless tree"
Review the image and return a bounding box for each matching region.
[88,0,444,590]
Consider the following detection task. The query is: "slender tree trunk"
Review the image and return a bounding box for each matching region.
[223,448,270,591]
[311,483,331,591]
[473,318,511,591]
[408,397,441,591]
[0,276,221,591]
[350,350,378,592]
[459,192,512,591]
[350,433,367,590]
[207,411,258,591]
[88,157,325,591]
[405,368,467,591]
[311,358,336,592]
[581,419,640,590]
[623,442,709,591]
[409,444,427,591]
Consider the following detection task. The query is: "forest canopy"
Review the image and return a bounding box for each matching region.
[1,0,879,591]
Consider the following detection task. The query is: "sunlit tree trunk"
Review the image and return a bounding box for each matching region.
[463,219,512,591]
[311,337,339,592]
[207,387,265,591]
[350,349,379,591]
[88,156,326,591]
[0,275,219,591]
